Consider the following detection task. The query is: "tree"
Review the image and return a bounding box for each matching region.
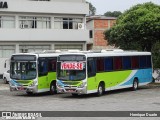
[86,2,96,16]
[104,2,160,52]
[104,11,122,17]
[152,42,160,68]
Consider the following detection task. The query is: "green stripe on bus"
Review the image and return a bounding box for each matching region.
[38,72,56,90]
[87,70,132,90]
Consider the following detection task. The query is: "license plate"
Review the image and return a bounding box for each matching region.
[18,86,24,91]
[66,89,75,92]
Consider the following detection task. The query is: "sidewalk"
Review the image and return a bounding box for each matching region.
[0,79,9,90]
[147,82,160,88]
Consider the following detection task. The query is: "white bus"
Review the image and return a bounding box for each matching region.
[9,51,60,95]
[56,49,153,96]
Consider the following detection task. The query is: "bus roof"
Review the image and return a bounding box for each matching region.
[11,49,151,59]
[60,49,151,58]
[11,52,60,58]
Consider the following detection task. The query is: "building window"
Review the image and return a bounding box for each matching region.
[0,46,15,58]
[54,17,82,29]
[19,45,50,53]
[19,16,51,29]
[0,16,15,28]
[89,30,93,38]
[55,44,83,50]
[108,20,111,29]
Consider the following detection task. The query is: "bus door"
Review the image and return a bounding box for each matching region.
[38,58,49,90]
[87,58,97,91]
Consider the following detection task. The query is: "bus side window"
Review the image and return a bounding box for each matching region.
[87,58,96,77]
[146,56,152,68]
[48,58,56,72]
[38,58,48,76]
[132,56,139,69]
[114,57,122,70]
[104,57,113,71]
[97,57,104,72]
[139,56,146,68]
[123,56,131,70]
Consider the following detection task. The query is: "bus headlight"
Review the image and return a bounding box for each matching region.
[29,81,37,87]
[57,84,63,88]
[78,82,86,88]
[56,81,64,88]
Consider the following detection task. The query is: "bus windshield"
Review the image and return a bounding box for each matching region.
[57,62,86,81]
[10,62,37,80]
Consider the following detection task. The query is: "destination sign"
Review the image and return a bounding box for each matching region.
[58,55,86,61]
[11,55,36,61]
[61,62,83,70]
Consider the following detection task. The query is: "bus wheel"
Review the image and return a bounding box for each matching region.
[26,92,33,95]
[132,79,139,91]
[97,83,104,96]
[50,82,57,94]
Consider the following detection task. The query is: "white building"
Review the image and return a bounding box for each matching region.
[0,0,89,75]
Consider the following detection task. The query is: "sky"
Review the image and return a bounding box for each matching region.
[86,0,160,15]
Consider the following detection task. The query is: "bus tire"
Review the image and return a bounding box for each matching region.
[50,81,57,94]
[26,92,33,95]
[72,93,79,97]
[97,83,104,96]
[132,79,139,91]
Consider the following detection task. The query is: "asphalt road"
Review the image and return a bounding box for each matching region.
[0,80,160,120]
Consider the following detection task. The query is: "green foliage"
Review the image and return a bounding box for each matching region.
[104,2,160,52]
[104,11,122,17]
[152,42,160,68]
[86,2,96,16]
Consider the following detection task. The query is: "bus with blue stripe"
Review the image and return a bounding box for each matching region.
[56,49,152,96]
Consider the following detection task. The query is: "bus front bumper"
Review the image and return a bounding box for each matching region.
[9,85,38,93]
[57,86,87,94]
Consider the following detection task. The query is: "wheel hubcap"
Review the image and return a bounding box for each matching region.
[134,81,137,89]
[51,85,55,92]
[99,86,103,94]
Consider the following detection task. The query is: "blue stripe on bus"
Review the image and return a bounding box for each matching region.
[120,69,152,86]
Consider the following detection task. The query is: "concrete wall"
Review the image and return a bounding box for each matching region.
[0,29,89,42]
[0,0,89,15]
[51,0,86,2]
[86,20,94,44]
